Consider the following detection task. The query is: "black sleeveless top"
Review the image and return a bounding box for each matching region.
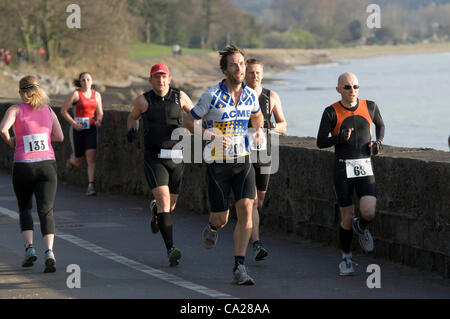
[142,87,183,152]
[248,88,271,128]
[248,87,272,164]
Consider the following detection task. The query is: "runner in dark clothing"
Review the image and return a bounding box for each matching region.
[245,58,287,262]
[127,63,194,267]
[316,72,385,276]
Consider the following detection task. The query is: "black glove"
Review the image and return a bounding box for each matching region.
[127,128,138,143]
[370,140,382,155]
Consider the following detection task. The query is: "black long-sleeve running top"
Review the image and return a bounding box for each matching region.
[316,99,385,160]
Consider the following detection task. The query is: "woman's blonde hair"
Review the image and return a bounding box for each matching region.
[19,75,49,110]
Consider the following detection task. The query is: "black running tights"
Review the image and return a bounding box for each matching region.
[12,160,57,236]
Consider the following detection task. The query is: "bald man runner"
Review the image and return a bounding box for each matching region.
[316,72,385,276]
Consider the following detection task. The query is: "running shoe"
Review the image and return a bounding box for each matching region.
[150,200,159,234]
[339,257,356,276]
[44,250,56,273]
[202,224,218,249]
[22,246,37,267]
[232,264,255,285]
[86,183,96,196]
[352,217,374,253]
[253,242,268,261]
[168,247,182,267]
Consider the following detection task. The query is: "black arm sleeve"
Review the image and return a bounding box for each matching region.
[316,107,339,148]
[368,101,385,142]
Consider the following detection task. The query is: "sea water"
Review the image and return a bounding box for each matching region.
[264,51,450,151]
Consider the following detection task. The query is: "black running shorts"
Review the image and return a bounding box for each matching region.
[206,159,256,212]
[253,162,271,192]
[72,125,97,158]
[334,162,376,207]
[144,152,184,195]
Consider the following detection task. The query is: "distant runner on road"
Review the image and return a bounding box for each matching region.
[61,72,104,196]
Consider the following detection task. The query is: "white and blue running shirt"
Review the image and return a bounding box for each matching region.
[191,80,260,161]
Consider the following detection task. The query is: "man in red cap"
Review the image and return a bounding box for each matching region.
[127,63,195,267]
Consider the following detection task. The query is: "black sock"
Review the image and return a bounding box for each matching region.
[359,216,372,229]
[339,226,353,254]
[157,212,173,251]
[234,256,245,271]
[252,240,260,247]
[209,223,218,231]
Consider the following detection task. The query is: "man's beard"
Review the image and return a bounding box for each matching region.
[228,73,244,85]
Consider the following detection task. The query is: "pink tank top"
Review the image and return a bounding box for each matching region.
[13,102,55,162]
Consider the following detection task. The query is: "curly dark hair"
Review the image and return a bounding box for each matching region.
[218,45,246,72]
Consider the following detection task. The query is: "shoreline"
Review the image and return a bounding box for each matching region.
[1,42,450,106]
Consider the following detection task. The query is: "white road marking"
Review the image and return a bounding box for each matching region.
[0,206,235,299]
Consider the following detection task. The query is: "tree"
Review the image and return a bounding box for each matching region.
[127,0,168,44]
[374,27,396,44]
[349,20,362,42]
[165,2,187,46]
[202,0,217,48]
[0,0,133,69]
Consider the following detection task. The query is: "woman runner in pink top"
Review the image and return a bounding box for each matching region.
[0,75,64,273]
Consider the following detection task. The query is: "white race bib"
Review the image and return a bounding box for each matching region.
[345,158,373,178]
[247,132,267,151]
[158,149,183,159]
[75,117,90,130]
[224,135,246,158]
[23,133,49,153]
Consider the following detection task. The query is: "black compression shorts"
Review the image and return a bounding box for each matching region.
[334,162,376,207]
[72,125,97,158]
[206,160,256,212]
[253,162,271,192]
[144,153,184,195]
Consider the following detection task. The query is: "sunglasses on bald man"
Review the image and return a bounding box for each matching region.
[342,85,360,90]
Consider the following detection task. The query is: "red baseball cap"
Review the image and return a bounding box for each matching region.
[150,64,170,76]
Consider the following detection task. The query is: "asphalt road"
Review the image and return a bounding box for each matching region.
[0,169,449,301]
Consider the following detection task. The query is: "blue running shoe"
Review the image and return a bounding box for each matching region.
[44,250,56,273]
[352,217,374,253]
[22,246,37,267]
[339,257,356,276]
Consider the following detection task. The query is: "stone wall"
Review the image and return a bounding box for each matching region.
[1,103,449,277]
